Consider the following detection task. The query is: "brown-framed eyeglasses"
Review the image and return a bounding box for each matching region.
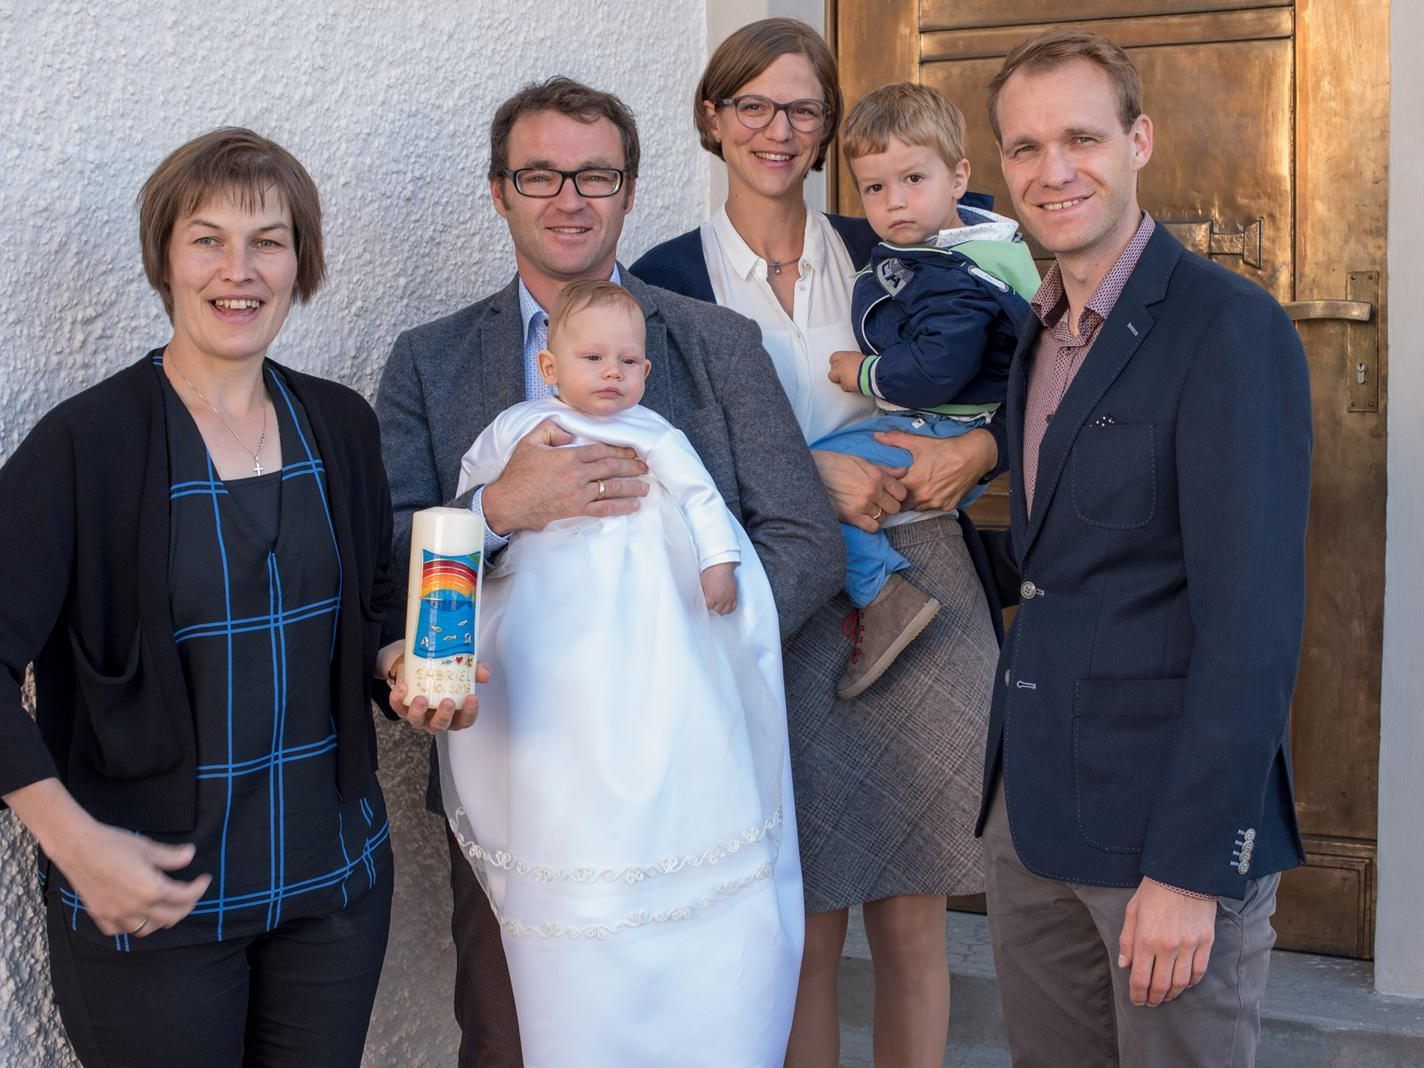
[717,95,830,133]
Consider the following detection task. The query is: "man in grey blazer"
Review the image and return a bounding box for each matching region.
[375,77,840,1067]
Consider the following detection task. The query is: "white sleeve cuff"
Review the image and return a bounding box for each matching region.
[700,550,741,569]
[470,485,511,554]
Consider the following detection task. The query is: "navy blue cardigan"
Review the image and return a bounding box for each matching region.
[631,210,1009,641]
[631,200,992,302]
[632,213,879,302]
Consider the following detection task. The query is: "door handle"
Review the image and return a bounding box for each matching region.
[1281,271,1380,413]
[1281,300,1372,322]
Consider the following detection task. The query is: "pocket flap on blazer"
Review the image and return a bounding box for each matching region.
[1074,677,1185,718]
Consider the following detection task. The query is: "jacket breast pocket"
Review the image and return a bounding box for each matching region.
[70,628,182,780]
[1069,423,1158,529]
[1072,678,1185,853]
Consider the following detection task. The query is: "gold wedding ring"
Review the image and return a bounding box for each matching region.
[129,916,151,935]
[869,505,884,522]
[596,480,607,500]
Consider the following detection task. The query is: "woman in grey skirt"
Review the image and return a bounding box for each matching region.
[631,18,1001,1067]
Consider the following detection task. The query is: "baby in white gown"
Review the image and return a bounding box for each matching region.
[439,281,803,1067]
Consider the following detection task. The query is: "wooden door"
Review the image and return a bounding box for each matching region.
[834,0,1389,958]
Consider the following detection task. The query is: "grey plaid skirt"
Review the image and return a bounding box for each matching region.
[784,514,997,912]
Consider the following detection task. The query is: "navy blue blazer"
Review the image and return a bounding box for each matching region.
[979,226,1312,898]
[631,209,1008,644]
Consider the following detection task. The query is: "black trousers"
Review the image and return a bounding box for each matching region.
[446,826,524,1067]
[47,862,392,1067]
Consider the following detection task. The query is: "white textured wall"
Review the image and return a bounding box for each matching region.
[1377,0,1423,1000]
[0,2,708,1064]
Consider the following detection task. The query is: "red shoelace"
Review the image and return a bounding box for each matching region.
[841,608,864,663]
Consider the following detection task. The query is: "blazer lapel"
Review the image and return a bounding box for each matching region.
[1019,225,1184,560]
[478,276,530,432]
[622,269,678,422]
[1006,321,1037,561]
[1021,297,1156,558]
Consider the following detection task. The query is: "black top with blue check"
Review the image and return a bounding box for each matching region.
[48,356,388,950]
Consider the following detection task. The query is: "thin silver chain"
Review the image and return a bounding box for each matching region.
[764,248,803,276]
[171,359,270,475]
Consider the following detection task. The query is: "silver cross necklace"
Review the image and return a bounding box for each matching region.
[172,361,270,475]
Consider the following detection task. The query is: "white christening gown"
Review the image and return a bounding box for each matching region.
[439,397,803,1067]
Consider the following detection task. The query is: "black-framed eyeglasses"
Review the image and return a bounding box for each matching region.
[501,167,626,198]
[718,95,830,133]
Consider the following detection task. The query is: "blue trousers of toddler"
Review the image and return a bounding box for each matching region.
[810,410,989,608]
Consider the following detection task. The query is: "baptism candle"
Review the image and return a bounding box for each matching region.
[405,507,483,706]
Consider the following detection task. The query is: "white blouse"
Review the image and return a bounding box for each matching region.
[701,207,934,529]
[700,207,876,447]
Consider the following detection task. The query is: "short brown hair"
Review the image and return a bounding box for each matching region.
[694,18,842,173]
[547,280,645,347]
[987,28,1143,144]
[842,83,967,175]
[138,127,324,319]
[488,77,640,183]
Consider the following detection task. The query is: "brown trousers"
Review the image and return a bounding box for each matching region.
[982,781,1279,1067]
[446,827,524,1067]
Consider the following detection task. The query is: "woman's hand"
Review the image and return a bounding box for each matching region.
[6,779,210,937]
[827,350,866,395]
[700,562,739,614]
[872,427,998,512]
[387,657,490,734]
[810,450,908,533]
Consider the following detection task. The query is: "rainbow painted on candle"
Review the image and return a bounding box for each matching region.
[414,550,480,661]
[421,556,478,599]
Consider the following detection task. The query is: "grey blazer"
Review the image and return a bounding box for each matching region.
[375,268,843,644]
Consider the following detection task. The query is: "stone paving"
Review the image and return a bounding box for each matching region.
[838,909,1424,1067]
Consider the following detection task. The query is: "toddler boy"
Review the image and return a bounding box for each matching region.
[819,82,1040,699]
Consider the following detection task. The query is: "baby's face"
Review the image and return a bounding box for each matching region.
[539,302,650,416]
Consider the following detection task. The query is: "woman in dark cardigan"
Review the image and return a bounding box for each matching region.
[0,129,407,1066]
[632,19,1007,1067]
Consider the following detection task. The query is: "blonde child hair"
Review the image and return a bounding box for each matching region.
[841,82,967,170]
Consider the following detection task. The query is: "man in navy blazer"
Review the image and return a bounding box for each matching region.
[976,29,1311,1066]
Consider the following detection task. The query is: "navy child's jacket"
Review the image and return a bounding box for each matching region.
[852,206,1038,414]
